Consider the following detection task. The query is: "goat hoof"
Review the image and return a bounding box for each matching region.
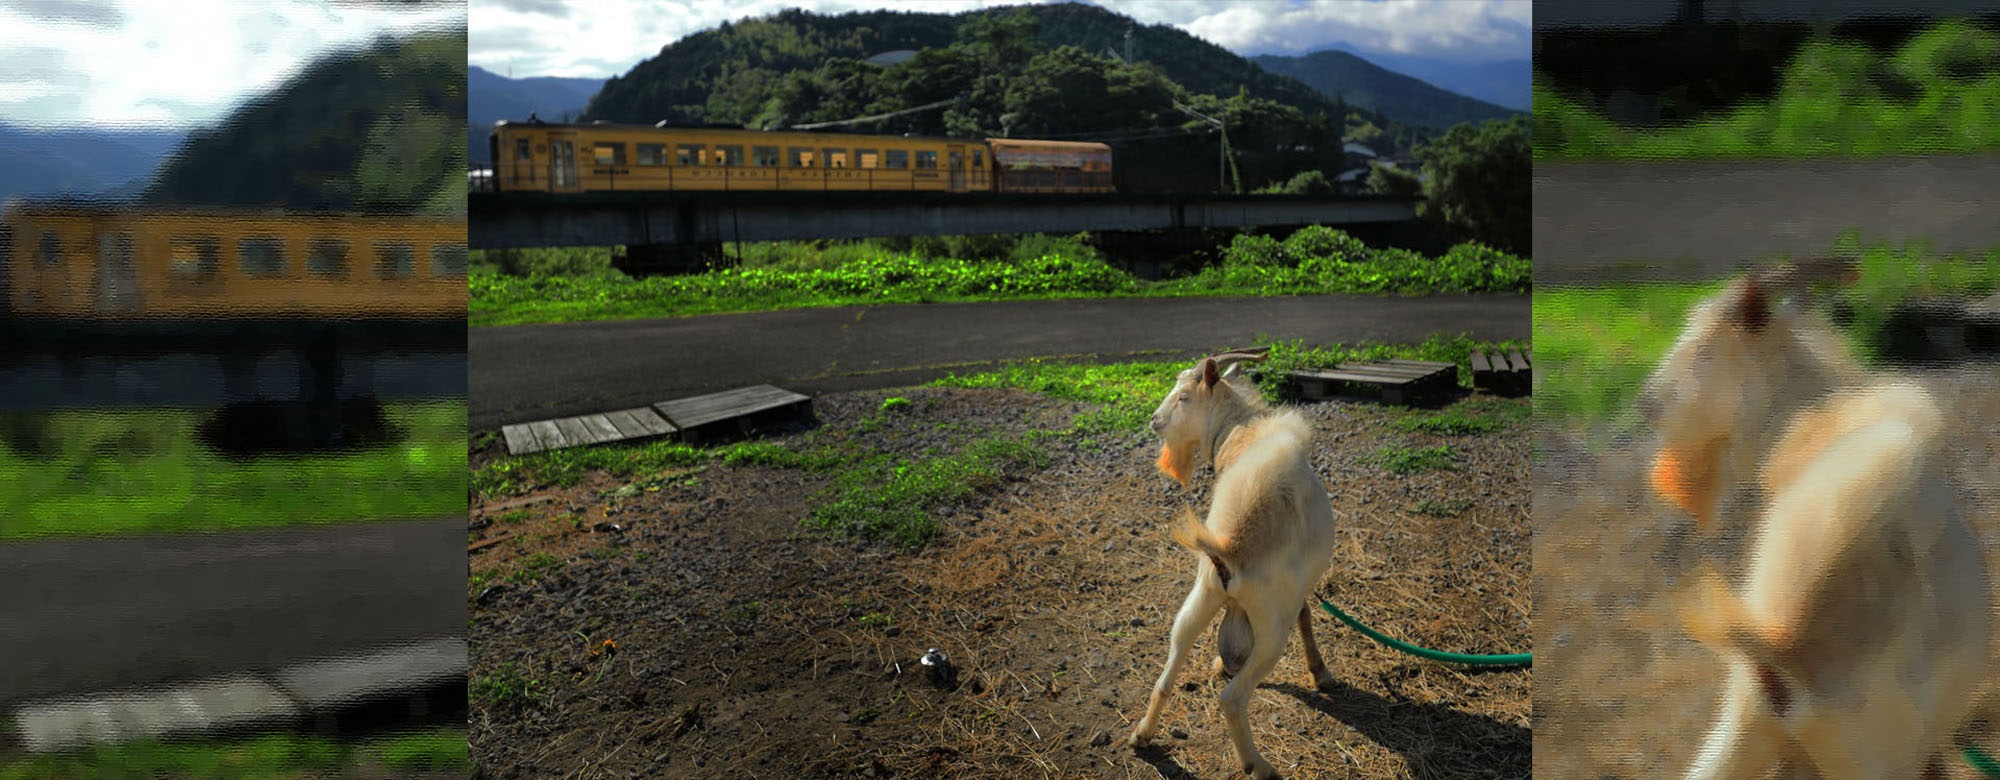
[1312,673,1338,694]
[1244,759,1278,779]
[1125,729,1153,749]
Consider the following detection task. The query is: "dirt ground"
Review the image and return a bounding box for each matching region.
[1532,362,2000,779]
[466,384,1531,779]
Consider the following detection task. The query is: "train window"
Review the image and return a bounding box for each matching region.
[717,146,744,166]
[675,144,703,166]
[307,239,349,277]
[973,150,983,168]
[884,150,909,169]
[915,151,939,169]
[752,146,779,166]
[788,147,814,168]
[854,149,877,168]
[515,139,531,161]
[374,242,415,278]
[593,143,625,165]
[432,244,467,277]
[636,144,667,165]
[238,237,287,277]
[169,236,220,278]
[38,232,59,265]
[823,148,846,168]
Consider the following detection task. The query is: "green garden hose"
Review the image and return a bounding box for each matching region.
[1318,600,1531,667]
[1965,744,2000,777]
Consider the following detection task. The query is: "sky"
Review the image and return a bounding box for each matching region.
[470,0,1532,81]
[0,0,465,129]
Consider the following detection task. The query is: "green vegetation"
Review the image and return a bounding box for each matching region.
[1535,21,2000,160]
[470,226,1527,327]
[1535,239,2000,432]
[1369,444,1457,474]
[0,727,468,780]
[473,332,1526,549]
[149,32,465,214]
[581,4,1433,168]
[1415,498,1477,517]
[0,402,465,541]
[472,662,545,710]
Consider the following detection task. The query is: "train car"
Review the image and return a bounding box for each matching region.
[487,120,1113,195]
[0,200,466,321]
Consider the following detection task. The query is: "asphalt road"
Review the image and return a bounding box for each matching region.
[1534,155,2000,283]
[470,295,1531,431]
[0,517,464,710]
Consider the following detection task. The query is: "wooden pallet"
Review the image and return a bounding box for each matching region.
[653,384,813,444]
[1288,360,1457,406]
[501,407,679,456]
[1471,349,1532,396]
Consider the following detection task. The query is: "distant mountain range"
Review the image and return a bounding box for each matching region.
[1250,48,1524,131]
[468,65,606,164]
[0,123,186,202]
[1317,43,1531,112]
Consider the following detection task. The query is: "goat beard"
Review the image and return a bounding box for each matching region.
[1650,445,1711,530]
[1157,442,1195,488]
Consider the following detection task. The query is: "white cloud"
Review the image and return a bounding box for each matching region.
[0,0,466,129]
[1166,0,1530,60]
[471,0,1528,80]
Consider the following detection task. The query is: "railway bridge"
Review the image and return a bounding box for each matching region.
[469,190,1422,275]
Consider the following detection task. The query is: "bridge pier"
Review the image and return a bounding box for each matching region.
[1086,229,1224,281]
[612,243,723,277]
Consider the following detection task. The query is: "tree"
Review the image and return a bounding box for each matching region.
[1415,116,1530,255]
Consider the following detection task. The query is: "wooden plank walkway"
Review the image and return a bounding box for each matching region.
[500,406,679,456]
[498,384,815,456]
[1288,360,1457,406]
[1472,349,1532,396]
[655,384,813,443]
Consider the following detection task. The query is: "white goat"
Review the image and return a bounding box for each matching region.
[1640,266,1990,779]
[1126,351,1339,779]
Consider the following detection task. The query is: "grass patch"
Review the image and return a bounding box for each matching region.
[1414,498,1477,517]
[506,552,566,585]
[1535,240,2000,432]
[803,434,1052,548]
[1535,21,2000,160]
[1395,412,1506,436]
[472,436,846,500]
[0,727,468,780]
[0,401,466,541]
[472,662,545,710]
[470,226,1527,327]
[1370,444,1458,474]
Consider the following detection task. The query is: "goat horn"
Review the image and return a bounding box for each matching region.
[1753,255,1860,292]
[1204,347,1271,368]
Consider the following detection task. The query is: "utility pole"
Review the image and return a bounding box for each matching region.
[1124,25,1134,65]
[1174,101,1231,193]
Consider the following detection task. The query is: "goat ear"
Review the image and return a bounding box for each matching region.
[1201,358,1220,389]
[1733,275,1770,332]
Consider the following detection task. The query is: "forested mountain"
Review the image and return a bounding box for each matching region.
[575,3,1444,192]
[1250,49,1523,129]
[467,65,604,163]
[0,124,185,202]
[147,32,466,215]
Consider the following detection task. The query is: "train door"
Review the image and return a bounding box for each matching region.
[946,145,966,192]
[549,133,581,193]
[95,231,137,315]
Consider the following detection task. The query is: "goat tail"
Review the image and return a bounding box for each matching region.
[1170,506,1229,560]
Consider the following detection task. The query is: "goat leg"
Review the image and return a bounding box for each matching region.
[1218,603,1292,780]
[1295,603,1338,693]
[1128,579,1225,749]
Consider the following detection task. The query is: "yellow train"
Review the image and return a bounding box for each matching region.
[484,121,1114,195]
[0,201,466,320]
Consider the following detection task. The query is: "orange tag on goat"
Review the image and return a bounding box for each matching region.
[1157,443,1192,487]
